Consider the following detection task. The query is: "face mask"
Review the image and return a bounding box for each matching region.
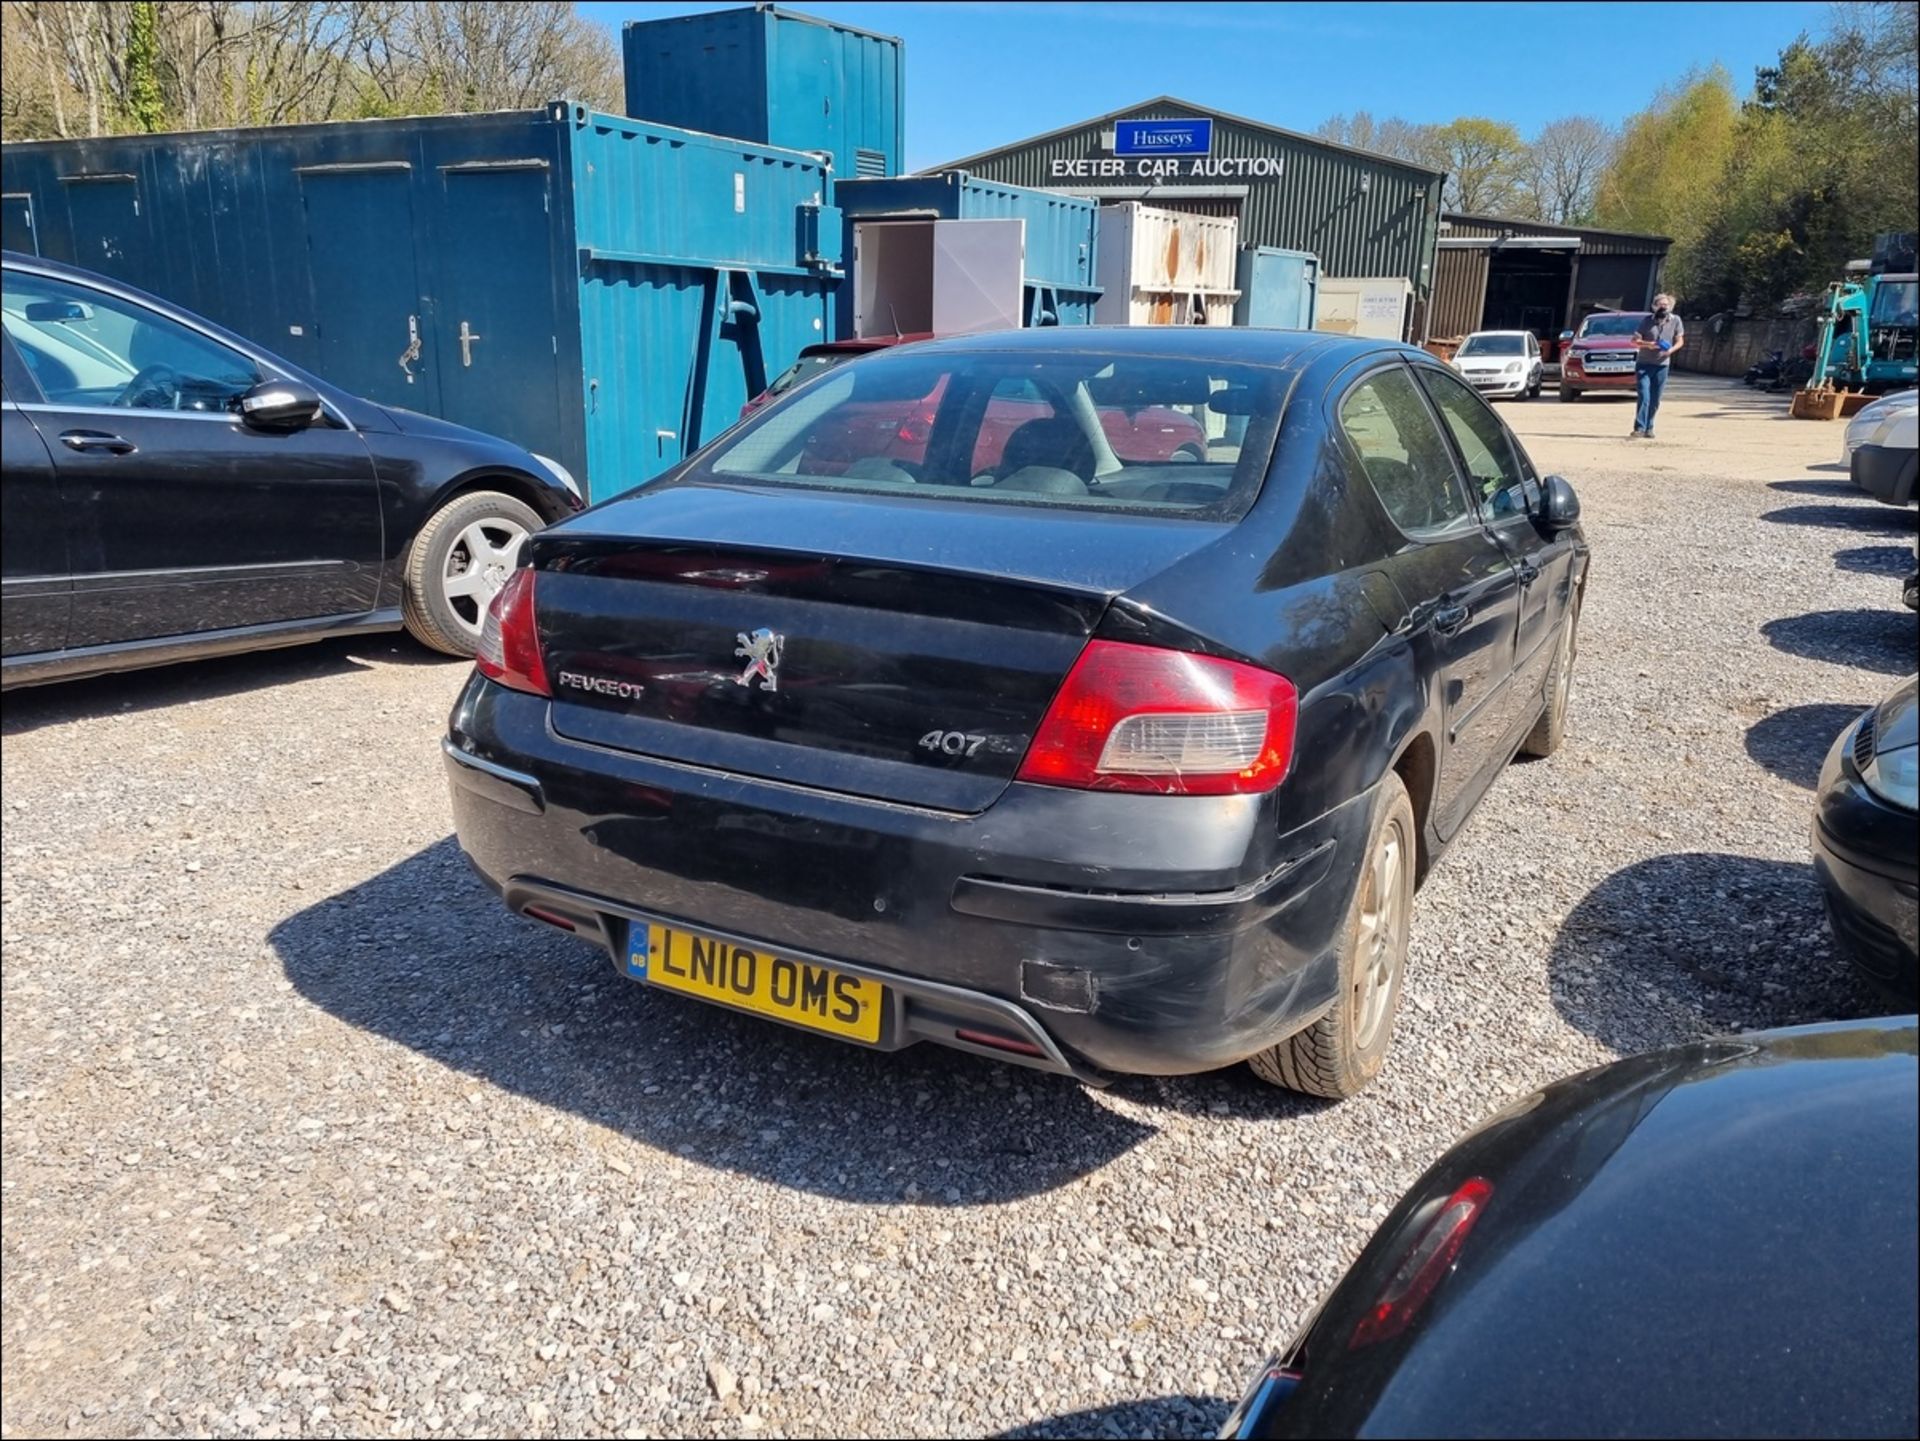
[1655,306,1670,317]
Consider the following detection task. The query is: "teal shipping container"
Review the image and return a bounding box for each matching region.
[623,5,904,183]
[0,104,841,499]
[1233,246,1320,329]
[832,172,1100,334]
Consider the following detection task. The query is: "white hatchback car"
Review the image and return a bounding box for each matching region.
[1452,330,1545,400]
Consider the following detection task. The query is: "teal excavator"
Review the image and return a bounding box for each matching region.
[1809,233,1918,393]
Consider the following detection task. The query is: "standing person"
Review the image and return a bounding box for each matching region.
[1629,293,1684,439]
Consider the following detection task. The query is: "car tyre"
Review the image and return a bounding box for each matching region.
[1559,385,1580,402]
[1528,374,1543,399]
[1171,444,1206,463]
[1248,771,1415,1099]
[1520,602,1580,758]
[402,489,543,657]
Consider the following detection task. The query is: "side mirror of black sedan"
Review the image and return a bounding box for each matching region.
[238,379,323,431]
[1538,474,1581,532]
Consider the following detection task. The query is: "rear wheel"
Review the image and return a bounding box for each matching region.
[402,490,543,656]
[1521,602,1579,758]
[1171,443,1205,463]
[1248,772,1415,1099]
[1559,384,1580,402]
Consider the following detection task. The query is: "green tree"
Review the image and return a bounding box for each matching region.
[122,0,166,132]
[1426,117,1530,214]
[1593,68,1741,294]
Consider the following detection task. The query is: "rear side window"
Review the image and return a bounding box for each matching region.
[702,349,1289,519]
[1337,366,1471,537]
[1418,368,1540,524]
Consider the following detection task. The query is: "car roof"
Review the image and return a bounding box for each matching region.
[879,325,1399,370]
[1464,329,1534,338]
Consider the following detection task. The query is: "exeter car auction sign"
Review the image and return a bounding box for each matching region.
[1049,116,1284,182]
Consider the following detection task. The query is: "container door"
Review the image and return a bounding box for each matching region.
[2,194,37,256]
[433,162,561,457]
[298,164,431,409]
[930,219,1024,336]
[59,176,150,289]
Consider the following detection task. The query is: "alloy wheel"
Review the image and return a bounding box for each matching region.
[441,517,529,639]
[1351,824,1407,1051]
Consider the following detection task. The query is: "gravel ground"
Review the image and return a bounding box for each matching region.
[4,375,1915,1440]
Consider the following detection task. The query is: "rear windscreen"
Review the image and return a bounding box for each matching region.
[699,349,1290,519]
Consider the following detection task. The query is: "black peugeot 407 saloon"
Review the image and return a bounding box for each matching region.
[444,329,1588,1098]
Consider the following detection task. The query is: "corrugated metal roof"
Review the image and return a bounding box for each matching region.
[938,97,1445,294]
[1442,210,1670,256]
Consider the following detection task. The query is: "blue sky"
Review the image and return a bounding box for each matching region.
[589,1,1829,169]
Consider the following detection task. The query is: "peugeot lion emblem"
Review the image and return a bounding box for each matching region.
[734,627,784,691]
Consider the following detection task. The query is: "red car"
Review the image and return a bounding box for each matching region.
[1558,311,1650,401]
[743,335,1212,473]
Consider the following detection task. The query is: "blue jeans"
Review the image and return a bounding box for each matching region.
[1634,364,1668,433]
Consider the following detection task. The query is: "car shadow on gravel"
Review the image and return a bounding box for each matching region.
[1761,502,1919,534]
[1744,703,1864,788]
[1760,608,1918,675]
[0,635,460,735]
[272,837,1158,1205]
[1546,852,1886,1057]
[1767,478,1860,497]
[1834,543,1918,576]
[996,1395,1233,1440]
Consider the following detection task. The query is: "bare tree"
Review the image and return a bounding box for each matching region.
[1517,116,1615,223]
[0,1,621,140]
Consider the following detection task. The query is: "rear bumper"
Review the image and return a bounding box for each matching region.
[443,678,1369,1079]
[1812,722,1919,999]
[1851,442,1917,507]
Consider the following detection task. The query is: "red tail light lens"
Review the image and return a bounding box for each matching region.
[1015,639,1297,795]
[1348,1176,1492,1349]
[475,568,551,697]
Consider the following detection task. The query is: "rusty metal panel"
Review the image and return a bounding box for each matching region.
[1430,245,1492,338]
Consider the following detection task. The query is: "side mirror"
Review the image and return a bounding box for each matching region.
[1558,329,1575,343]
[1538,474,1581,533]
[238,379,323,431]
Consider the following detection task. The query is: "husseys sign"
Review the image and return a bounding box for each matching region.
[1048,117,1283,181]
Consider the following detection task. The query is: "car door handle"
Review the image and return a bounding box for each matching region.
[1515,560,1541,585]
[1433,603,1471,637]
[59,430,136,455]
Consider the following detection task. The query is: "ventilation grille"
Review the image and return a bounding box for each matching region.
[1853,712,1877,771]
[854,148,888,178]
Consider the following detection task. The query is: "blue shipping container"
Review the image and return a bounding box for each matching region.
[0,104,841,499]
[1233,246,1320,329]
[832,171,1100,333]
[624,5,905,184]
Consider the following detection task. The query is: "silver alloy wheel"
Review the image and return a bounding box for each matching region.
[441,516,530,638]
[1351,825,1406,1051]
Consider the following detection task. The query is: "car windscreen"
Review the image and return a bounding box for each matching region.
[1579,314,1644,337]
[698,349,1290,519]
[767,351,850,396]
[1459,335,1525,356]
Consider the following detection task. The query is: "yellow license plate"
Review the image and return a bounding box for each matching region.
[624,924,883,1043]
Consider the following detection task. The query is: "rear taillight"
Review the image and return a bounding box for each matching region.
[896,404,937,446]
[1015,639,1297,796]
[1348,1176,1492,1349]
[475,568,551,697]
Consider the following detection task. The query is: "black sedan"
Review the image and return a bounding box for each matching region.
[445,328,1588,1098]
[1,251,581,687]
[1223,1016,1919,1438]
[1813,675,1919,999]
